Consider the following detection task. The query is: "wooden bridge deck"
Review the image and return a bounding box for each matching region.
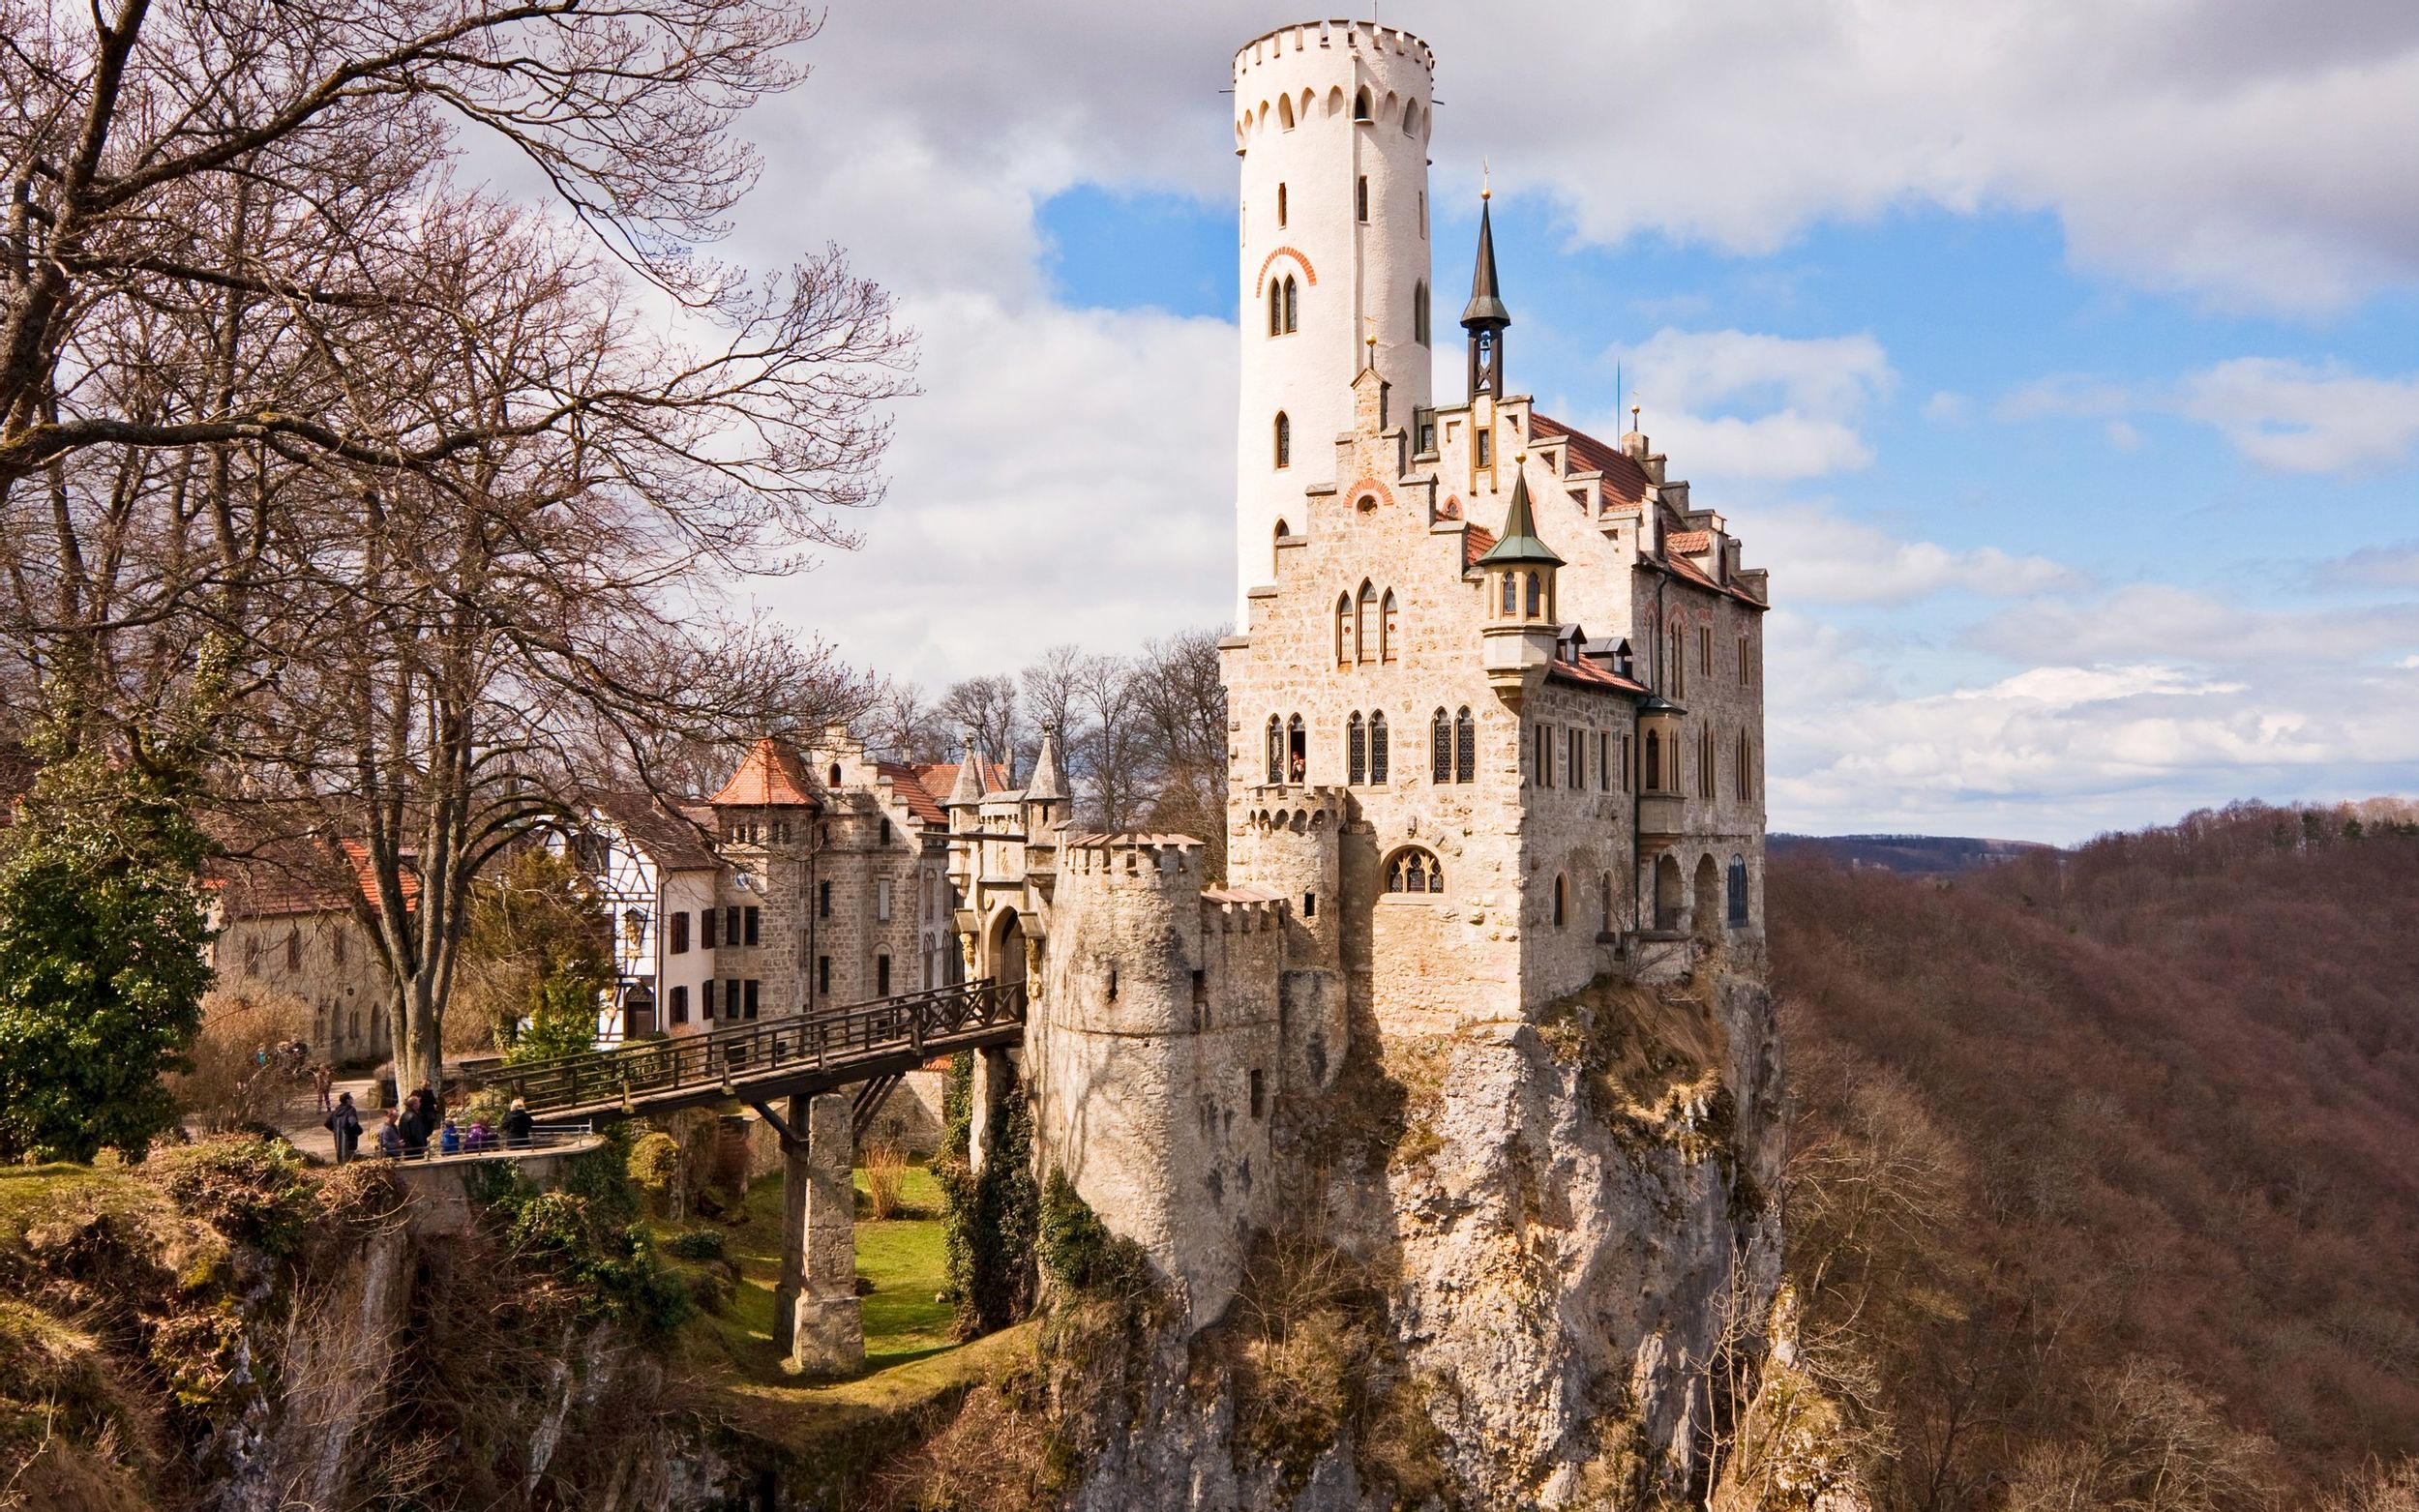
[474,978,1027,1123]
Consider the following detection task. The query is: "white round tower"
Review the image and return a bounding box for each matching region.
[1232,20,1436,614]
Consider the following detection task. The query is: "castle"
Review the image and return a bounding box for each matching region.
[949,18,1770,1325]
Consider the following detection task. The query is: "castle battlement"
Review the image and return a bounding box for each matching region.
[1233,19,1433,77]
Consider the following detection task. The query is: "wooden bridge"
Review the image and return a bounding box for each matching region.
[473,977,1028,1126]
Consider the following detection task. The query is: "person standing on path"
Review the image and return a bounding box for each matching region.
[313,1063,335,1113]
[399,1093,430,1158]
[502,1098,534,1149]
[324,1092,363,1165]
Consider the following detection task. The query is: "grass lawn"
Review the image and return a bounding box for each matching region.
[677,1161,957,1381]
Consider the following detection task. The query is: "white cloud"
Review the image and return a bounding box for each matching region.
[1997,357,2419,472]
[1922,390,1969,424]
[1772,654,2419,840]
[748,293,1238,687]
[1453,1,2419,312]
[1753,504,2076,606]
[1601,328,1895,480]
[2314,542,2419,591]
[2177,358,2419,472]
[1970,582,2419,664]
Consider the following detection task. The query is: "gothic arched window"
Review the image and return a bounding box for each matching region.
[1413,280,1429,345]
[1354,87,1372,121]
[1736,729,1754,801]
[1380,589,1398,662]
[1348,712,1367,786]
[1269,282,1283,337]
[1266,715,1283,785]
[1728,856,1749,928]
[1277,94,1295,130]
[1385,846,1445,896]
[1286,714,1306,784]
[1283,275,1299,333]
[1525,571,1543,618]
[1454,706,1476,784]
[1333,594,1352,668]
[1645,729,1661,789]
[1430,708,1450,784]
[1356,580,1376,664]
[1667,622,1687,697]
[1369,710,1389,784]
[1500,573,1517,617]
[1552,875,1568,928]
[1274,411,1291,468]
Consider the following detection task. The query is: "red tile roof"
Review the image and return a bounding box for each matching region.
[1546,656,1652,696]
[876,761,948,827]
[1462,524,1498,570]
[708,737,821,808]
[1665,529,1712,555]
[1528,413,1652,507]
[912,759,1010,805]
[215,839,417,919]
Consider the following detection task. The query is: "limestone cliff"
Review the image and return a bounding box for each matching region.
[1008,959,1823,1511]
[0,1139,771,1512]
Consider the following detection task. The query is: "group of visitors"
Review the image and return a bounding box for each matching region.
[321,1084,536,1165]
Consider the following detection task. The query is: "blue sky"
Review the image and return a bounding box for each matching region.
[713,2,2419,843]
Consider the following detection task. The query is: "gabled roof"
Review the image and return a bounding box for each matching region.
[1665,529,1712,555]
[593,792,720,871]
[1526,413,1651,506]
[708,737,821,808]
[214,838,419,919]
[918,759,1009,806]
[1462,523,1498,570]
[875,761,948,827]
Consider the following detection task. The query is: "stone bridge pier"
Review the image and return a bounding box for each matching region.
[765,1091,863,1377]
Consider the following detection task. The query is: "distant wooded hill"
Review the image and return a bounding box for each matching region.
[1772,799,2419,1510]
[1769,831,2059,875]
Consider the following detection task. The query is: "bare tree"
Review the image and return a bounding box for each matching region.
[858,679,948,765]
[2,0,911,1093]
[1130,628,1229,871]
[938,673,1024,786]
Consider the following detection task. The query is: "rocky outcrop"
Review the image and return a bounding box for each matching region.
[1035,960,1789,1511]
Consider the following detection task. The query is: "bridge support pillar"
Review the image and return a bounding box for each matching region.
[773,1092,863,1378]
[967,1046,1014,1175]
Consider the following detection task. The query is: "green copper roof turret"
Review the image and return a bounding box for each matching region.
[1476,472,1563,568]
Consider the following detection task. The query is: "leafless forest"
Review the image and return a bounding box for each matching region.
[1775,801,2419,1509]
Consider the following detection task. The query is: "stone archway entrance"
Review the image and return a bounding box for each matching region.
[987,908,1028,986]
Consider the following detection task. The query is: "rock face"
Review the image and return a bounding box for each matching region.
[1049,961,1788,1510]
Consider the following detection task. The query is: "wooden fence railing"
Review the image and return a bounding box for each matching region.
[480,978,1026,1116]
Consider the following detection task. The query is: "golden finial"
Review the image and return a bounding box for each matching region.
[1481,159,1491,200]
[1630,400,1643,430]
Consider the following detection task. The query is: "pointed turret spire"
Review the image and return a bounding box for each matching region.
[1027,723,1066,804]
[1475,468,1562,569]
[1463,176,1510,400]
[947,729,986,809]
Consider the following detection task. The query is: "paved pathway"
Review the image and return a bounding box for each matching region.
[253,1077,384,1163]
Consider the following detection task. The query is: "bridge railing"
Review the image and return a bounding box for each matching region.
[482,978,1025,1115]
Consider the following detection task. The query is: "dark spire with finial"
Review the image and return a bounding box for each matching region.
[1462,169,1509,399]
